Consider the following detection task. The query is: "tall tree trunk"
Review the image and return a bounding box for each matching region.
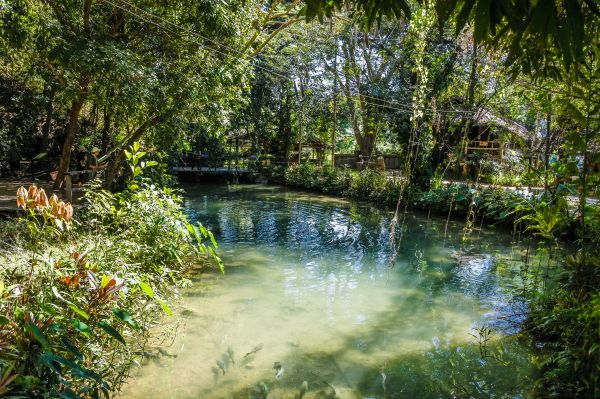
[53,90,87,189]
[459,39,478,178]
[105,114,165,189]
[293,78,306,164]
[41,83,55,152]
[462,40,478,153]
[53,0,93,190]
[544,94,552,193]
[332,38,338,167]
[341,30,378,158]
[101,106,111,153]
[83,0,92,34]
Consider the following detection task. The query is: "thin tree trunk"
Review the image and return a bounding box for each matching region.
[462,40,478,156]
[101,107,111,153]
[41,83,55,152]
[83,0,92,34]
[332,53,338,167]
[544,95,552,193]
[53,0,92,190]
[53,91,87,189]
[105,114,165,189]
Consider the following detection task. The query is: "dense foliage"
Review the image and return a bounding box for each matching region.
[0,0,598,397]
[0,149,220,397]
[282,163,577,235]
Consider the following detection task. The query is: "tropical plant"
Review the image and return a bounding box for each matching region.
[0,144,220,397]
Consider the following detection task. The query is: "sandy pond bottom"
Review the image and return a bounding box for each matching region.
[120,184,536,399]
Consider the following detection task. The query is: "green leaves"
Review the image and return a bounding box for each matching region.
[60,337,83,360]
[0,141,221,397]
[437,0,596,73]
[24,321,51,352]
[139,281,154,299]
[455,0,476,35]
[71,320,92,338]
[126,142,159,180]
[562,0,585,68]
[112,308,139,330]
[156,299,173,317]
[40,353,101,382]
[138,282,173,316]
[303,0,411,27]
[97,321,125,345]
[183,220,222,272]
[208,230,218,250]
[68,305,90,321]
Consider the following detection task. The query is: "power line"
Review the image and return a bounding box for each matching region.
[105,0,425,113]
[107,0,594,121]
[100,0,478,116]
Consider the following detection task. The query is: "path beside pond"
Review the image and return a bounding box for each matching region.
[439,179,598,205]
[0,179,83,215]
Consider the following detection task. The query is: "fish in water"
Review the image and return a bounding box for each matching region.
[157,348,178,358]
[380,367,387,394]
[251,380,269,399]
[216,359,226,375]
[244,343,264,358]
[134,351,159,359]
[298,381,308,399]
[322,379,338,398]
[227,347,235,366]
[210,366,220,384]
[273,361,284,379]
[309,371,338,398]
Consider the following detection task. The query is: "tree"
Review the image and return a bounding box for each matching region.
[304,0,599,75]
[0,0,258,187]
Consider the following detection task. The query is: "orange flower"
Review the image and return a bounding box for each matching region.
[35,188,49,209]
[56,202,67,220]
[64,203,73,222]
[16,186,27,209]
[53,200,74,222]
[27,186,39,209]
[27,186,38,201]
[49,194,59,214]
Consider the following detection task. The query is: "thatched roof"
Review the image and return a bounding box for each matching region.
[473,108,529,139]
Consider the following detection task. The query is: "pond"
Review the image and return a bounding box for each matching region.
[121,184,538,399]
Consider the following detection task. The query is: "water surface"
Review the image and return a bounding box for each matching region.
[122,184,536,398]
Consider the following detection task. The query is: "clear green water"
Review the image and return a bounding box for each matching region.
[121,184,537,399]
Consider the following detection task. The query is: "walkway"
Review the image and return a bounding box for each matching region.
[0,179,81,215]
[171,166,251,174]
[440,179,598,206]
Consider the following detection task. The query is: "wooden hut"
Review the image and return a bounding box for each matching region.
[463,108,530,162]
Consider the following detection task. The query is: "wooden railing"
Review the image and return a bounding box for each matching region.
[465,140,502,151]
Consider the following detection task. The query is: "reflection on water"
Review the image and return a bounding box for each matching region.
[121,185,536,399]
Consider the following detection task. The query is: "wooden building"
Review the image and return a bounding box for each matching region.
[463,108,530,162]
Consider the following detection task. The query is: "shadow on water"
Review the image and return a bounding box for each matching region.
[206,339,535,399]
[121,184,542,399]
[167,286,535,399]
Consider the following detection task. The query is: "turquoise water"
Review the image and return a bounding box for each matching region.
[121,184,537,399]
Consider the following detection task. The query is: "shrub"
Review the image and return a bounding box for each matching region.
[0,145,220,398]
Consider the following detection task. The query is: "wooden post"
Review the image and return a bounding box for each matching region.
[235,138,239,168]
[64,174,73,203]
